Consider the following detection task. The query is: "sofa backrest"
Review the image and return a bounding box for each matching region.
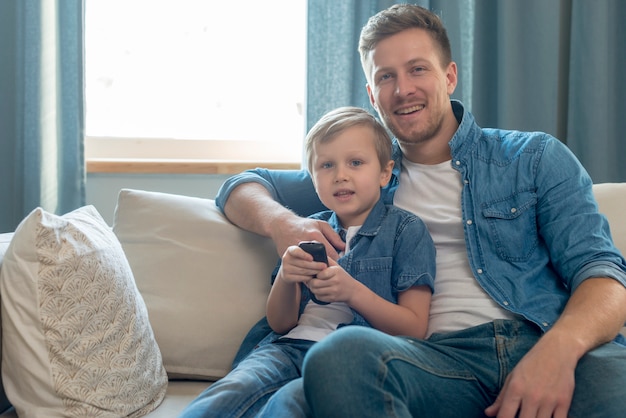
[592,183,626,256]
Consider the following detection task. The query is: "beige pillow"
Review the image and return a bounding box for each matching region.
[0,206,167,418]
[112,189,276,380]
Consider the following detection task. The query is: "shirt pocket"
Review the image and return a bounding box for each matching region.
[352,257,394,302]
[481,191,538,262]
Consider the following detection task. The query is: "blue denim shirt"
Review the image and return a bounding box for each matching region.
[217,100,626,335]
[293,199,436,328]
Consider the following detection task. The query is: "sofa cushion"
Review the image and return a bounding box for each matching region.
[0,206,167,418]
[112,189,277,380]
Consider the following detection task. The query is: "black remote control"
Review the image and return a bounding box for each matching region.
[298,241,330,305]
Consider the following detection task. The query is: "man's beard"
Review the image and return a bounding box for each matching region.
[383,112,441,147]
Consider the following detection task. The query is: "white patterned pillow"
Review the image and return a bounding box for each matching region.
[0,206,167,418]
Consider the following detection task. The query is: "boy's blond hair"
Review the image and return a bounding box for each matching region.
[305,106,392,173]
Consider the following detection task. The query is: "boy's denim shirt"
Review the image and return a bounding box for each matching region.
[291,199,436,328]
[231,200,435,362]
[217,100,626,340]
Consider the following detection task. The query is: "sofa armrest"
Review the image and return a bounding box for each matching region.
[592,183,626,338]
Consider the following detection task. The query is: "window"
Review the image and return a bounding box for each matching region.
[85,0,306,173]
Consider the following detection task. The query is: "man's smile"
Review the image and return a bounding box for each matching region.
[395,104,425,115]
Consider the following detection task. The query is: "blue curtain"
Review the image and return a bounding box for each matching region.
[307,0,626,183]
[0,0,85,234]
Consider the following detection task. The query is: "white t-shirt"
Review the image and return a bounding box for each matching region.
[394,158,516,337]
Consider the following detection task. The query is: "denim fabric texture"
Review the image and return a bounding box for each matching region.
[257,377,310,418]
[303,320,626,418]
[179,338,314,418]
[216,100,626,336]
[297,199,435,328]
[180,201,436,417]
[214,100,626,416]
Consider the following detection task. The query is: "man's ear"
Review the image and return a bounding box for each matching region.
[446,61,458,95]
[367,84,377,110]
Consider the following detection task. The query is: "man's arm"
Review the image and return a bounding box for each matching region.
[487,137,626,417]
[222,182,295,238]
[222,183,345,258]
[485,277,626,418]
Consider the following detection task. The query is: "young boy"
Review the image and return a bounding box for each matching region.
[179,106,436,418]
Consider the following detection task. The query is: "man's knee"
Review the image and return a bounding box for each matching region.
[570,342,626,417]
[305,327,381,372]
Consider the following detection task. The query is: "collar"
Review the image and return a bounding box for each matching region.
[326,199,388,239]
[390,99,480,177]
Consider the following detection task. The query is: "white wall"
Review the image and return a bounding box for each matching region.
[86,173,230,226]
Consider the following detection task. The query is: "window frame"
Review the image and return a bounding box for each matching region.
[85,137,303,174]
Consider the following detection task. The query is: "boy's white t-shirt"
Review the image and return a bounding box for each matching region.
[281,226,360,342]
[394,158,516,337]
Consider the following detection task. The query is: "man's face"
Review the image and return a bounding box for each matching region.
[365,28,457,152]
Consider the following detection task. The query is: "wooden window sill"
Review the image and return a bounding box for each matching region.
[87,159,301,175]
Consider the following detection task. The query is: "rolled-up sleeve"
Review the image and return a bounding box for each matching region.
[215,168,328,217]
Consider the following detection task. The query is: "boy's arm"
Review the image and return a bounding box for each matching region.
[310,213,436,339]
[346,282,432,339]
[266,263,302,334]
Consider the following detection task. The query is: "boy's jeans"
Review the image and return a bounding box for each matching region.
[179,338,314,418]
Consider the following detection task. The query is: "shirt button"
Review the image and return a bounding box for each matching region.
[510,208,517,213]
[466,219,473,225]
[464,179,469,184]
[542,322,549,327]
[455,160,461,166]
[476,268,483,274]
[503,301,509,306]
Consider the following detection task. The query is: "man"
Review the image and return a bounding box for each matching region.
[215,4,626,417]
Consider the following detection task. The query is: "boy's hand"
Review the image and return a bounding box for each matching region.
[307,258,361,304]
[279,245,329,285]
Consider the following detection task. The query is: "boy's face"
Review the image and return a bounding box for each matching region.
[310,125,393,227]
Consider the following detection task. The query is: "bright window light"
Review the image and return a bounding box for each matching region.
[85,0,306,163]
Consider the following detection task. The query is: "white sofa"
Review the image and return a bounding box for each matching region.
[0,183,625,417]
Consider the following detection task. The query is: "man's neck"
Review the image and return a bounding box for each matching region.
[401,140,452,165]
[401,109,458,165]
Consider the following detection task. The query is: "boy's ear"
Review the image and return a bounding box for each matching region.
[380,160,394,187]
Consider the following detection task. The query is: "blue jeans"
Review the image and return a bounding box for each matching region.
[257,378,311,418]
[178,338,314,418]
[302,320,626,418]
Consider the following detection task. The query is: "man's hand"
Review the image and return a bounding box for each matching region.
[484,332,575,418]
[269,213,345,260]
[223,183,345,259]
[485,277,626,417]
